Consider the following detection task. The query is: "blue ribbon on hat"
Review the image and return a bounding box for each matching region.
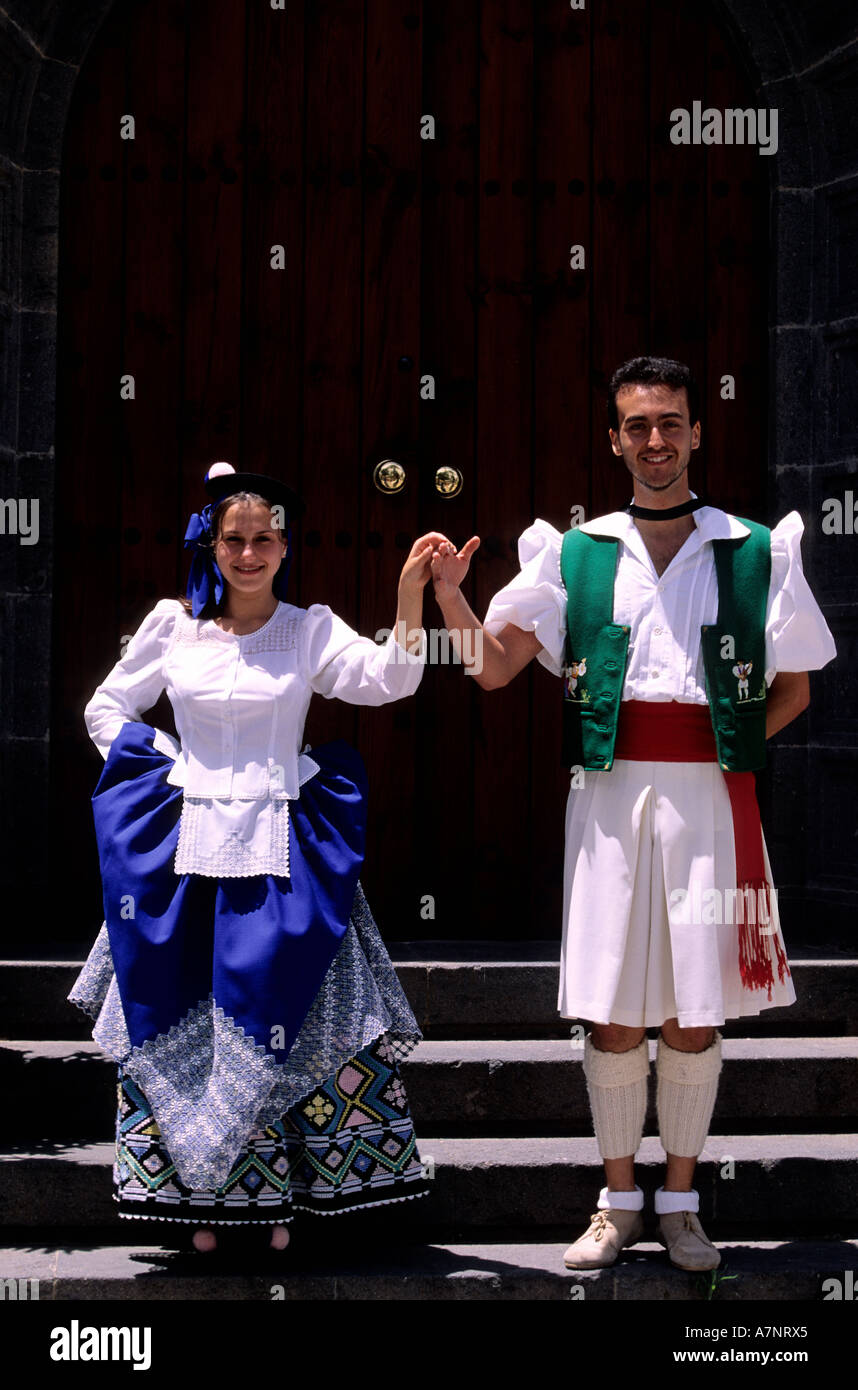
[183,502,223,618]
[183,500,293,619]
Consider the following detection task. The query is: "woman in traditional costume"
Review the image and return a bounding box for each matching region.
[69,463,442,1252]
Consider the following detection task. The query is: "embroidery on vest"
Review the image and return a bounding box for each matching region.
[731,659,766,702]
[563,657,589,702]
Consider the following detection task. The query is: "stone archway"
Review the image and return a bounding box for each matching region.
[0,0,855,949]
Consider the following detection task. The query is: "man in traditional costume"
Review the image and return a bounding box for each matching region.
[430,357,836,1272]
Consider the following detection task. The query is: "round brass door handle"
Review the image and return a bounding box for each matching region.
[373,459,406,494]
[435,465,463,497]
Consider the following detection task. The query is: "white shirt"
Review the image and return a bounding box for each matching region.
[483,505,836,700]
[84,599,427,876]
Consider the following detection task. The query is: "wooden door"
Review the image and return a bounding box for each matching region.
[51,0,768,943]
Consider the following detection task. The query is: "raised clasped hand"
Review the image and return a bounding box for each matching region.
[398,533,458,596]
[430,535,481,600]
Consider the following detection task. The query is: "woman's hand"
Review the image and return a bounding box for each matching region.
[398,532,455,597]
[430,536,480,602]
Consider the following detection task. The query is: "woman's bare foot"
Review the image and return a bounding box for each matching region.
[269,1225,290,1251]
[192,1227,217,1252]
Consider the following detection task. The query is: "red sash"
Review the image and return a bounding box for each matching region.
[613,701,790,996]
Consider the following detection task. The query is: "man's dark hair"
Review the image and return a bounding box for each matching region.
[607,356,700,431]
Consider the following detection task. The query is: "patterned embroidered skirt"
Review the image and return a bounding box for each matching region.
[114,1033,430,1223]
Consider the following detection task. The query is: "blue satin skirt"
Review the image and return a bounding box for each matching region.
[91,721,368,1065]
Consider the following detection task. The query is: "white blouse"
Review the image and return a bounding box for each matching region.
[84,599,427,876]
[483,505,836,699]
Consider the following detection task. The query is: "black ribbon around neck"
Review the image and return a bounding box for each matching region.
[626,498,706,521]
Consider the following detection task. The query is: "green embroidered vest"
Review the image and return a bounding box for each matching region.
[559,520,771,772]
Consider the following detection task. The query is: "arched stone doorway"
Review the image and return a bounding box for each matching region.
[0,0,855,952]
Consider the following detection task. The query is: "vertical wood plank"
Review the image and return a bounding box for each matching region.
[358,0,423,931]
[179,0,246,526]
[648,0,707,414]
[299,0,365,755]
[705,17,769,520]
[242,0,305,491]
[416,0,480,935]
[122,0,187,656]
[590,0,650,516]
[473,0,535,933]
[529,0,592,937]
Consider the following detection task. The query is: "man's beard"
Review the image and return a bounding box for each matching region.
[627,454,691,493]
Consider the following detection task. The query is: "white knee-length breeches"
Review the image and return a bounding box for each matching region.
[557,758,796,1028]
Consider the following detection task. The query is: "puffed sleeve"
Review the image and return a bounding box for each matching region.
[764,512,837,684]
[84,599,180,758]
[482,519,567,677]
[302,602,427,705]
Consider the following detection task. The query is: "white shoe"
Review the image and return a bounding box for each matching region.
[563,1208,644,1269]
[658,1210,721,1271]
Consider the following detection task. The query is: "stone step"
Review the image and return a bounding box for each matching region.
[2,1135,856,1236]
[2,1037,856,1142]
[1,1235,855,1301]
[1,952,856,1039]
[404,1038,858,1134]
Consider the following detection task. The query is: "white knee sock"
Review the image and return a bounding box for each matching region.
[655,1032,723,1158]
[582,1033,650,1160]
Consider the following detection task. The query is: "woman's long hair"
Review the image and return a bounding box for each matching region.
[177,490,283,619]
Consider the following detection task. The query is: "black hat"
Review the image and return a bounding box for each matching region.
[204,462,305,519]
